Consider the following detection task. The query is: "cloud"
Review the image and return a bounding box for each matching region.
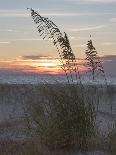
[102,55,116,61]
[101,55,116,76]
[21,55,54,60]
[69,25,106,32]
[80,0,116,4]
[0,10,29,17]
[0,41,10,44]
[0,29,18,32]
[72,44,86,48]
[65,0,116,4]
[0,38,39,44]
[102,42,115,46]
[0,9,115,18]
[40,12,115,17]
[13,38,44,41]
[110,18,116,22]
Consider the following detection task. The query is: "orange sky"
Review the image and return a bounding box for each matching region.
[0,56,86,74]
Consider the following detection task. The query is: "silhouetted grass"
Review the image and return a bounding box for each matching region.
[28,84,96,151]
[107,85,116,112]
[107,124,116,155]
[0,84,115,154]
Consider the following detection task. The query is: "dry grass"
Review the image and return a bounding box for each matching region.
[0,118,26,129]
[107,125,116,155]
[28,84,96,151]
[0,84,115,154]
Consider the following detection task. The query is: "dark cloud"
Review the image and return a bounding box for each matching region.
[0,63,38,75]
[21,55,58,60]
[21,55,47,60]
[101,55,116,61]
[102,55,116,76]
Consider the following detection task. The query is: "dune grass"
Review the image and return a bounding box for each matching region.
[107,85,116,112]
[28,84,96,151]
[0,84,115,154]
[107,124,116,155]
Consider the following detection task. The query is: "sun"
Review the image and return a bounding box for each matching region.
[38,62,58,67]
[29,59,61,67]
[21,59,62,74]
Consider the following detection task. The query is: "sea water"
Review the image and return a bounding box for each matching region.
[0,72,115,85]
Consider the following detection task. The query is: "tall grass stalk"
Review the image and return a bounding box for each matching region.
[28,8,82,85]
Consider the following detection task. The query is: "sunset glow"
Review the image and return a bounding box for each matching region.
[0,0,115,75]
[0,56,87,74]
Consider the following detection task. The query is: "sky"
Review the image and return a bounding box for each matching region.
[0,0,116,74]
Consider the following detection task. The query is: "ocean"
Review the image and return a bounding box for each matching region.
[0,73,115,85]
